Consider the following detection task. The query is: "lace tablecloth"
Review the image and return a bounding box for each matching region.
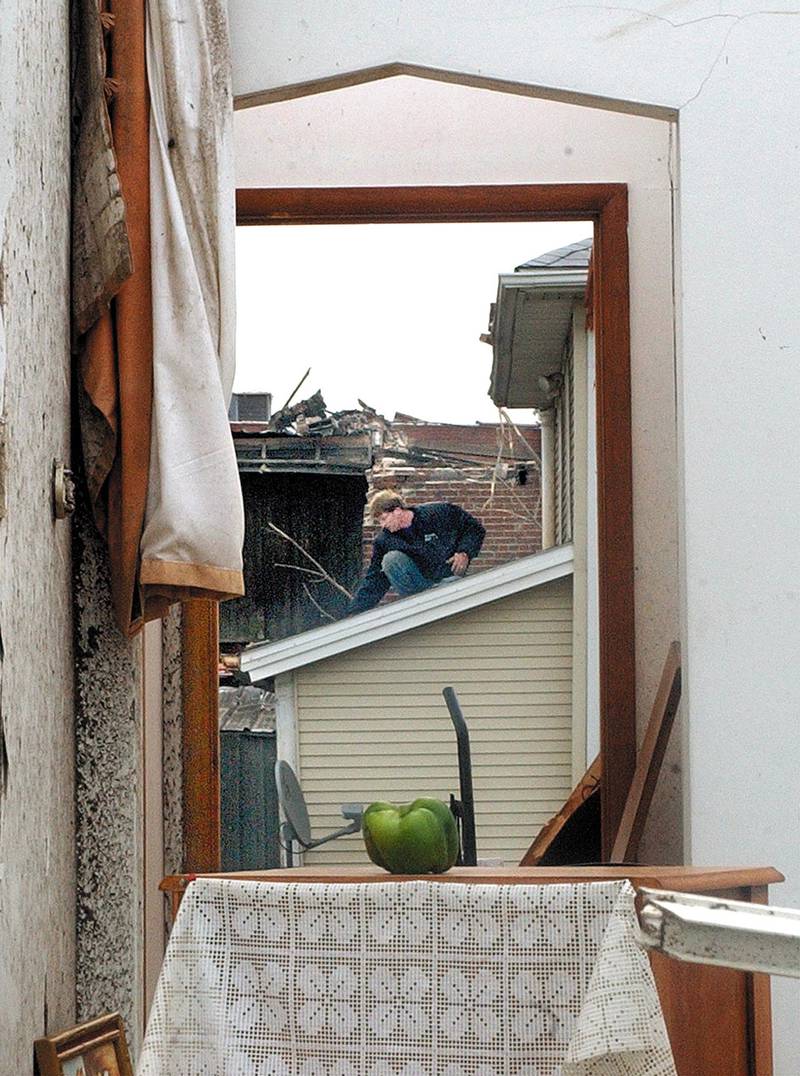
[138,878,676,1076]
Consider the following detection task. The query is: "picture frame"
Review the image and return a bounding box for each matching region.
[34,1013,133,1076]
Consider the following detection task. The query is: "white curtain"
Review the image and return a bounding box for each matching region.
[141,0,244,602]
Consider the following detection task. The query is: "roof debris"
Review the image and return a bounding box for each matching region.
[230,390,540,476]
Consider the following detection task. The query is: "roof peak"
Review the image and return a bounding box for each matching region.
[515,237,593,272]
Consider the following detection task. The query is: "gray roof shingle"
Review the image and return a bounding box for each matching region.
[515,237,593,272]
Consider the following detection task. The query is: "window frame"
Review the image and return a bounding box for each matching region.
[181,183,635,868]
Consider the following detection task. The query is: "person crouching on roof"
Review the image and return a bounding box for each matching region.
[346,489,486,615]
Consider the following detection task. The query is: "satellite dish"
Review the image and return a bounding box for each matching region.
[275,760,312,846]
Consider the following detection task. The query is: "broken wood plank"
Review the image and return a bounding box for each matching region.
[520,755,601,866]
[611,640,682,864]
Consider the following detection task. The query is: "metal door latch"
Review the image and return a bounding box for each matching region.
[53,459,76,519]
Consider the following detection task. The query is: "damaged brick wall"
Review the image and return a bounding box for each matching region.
[364,422,542,577]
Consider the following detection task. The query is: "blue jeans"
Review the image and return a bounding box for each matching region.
[381,551,449,596]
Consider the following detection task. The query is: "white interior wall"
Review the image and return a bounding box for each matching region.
[585,330,600,763]
[226,8,800,1067]
[234,76,681,861]
[569,305,590,783]
[677,48,800,1069]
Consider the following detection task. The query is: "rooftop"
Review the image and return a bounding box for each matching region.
[515,237,593,272]
[240,543,574,681]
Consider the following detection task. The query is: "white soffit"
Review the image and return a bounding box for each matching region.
[490,269,587,409]
[241,542,574,681]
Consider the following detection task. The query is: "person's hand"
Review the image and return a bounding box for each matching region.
[448,552,470,576]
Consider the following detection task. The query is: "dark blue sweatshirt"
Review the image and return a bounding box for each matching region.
[347,502,485,614]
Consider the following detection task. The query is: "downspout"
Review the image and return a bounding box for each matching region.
[540,408,556,549]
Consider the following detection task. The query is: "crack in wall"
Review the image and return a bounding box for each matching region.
[674,10,800,106]
[444,4,799,112]
[535,5,800,108]
[448,3,800,31]
[443,1,800,39]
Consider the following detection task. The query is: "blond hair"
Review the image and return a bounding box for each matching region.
[368,489,406,521]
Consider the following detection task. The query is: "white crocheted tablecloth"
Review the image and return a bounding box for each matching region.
[138,878,676,1076]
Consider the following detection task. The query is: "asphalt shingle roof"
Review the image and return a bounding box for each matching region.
[515,237,593,272]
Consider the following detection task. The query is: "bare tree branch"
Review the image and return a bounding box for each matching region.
[302,582,337,621]
[267,522,354,599]
[273,562,325,578]
[480,477,541,525]
[472,408,542,527]
[486,409,506,504]
[278,366,311,413]
[499,407,542,470]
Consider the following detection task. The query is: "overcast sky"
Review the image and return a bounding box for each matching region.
[234,220,591,425]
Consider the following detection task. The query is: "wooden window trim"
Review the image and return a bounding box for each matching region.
[182,183,635,867]
[181,600,221,871]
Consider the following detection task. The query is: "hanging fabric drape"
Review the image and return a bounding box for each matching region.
[140,0,244,620]
[74,0,154,636]
[71,0,133,340]
[72,0,244,635]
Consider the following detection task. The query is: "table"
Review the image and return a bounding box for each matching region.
[160,866,783,1076]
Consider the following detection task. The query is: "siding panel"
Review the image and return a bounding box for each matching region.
[294,577,573,865]
[555,329,575,546]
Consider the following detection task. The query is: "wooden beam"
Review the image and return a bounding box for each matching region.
[594,184,636,856]
[520,755,601,866]
[234,63,677,121]
[237,183,617,226]
[181,600,221,872]
[611,641,682,863]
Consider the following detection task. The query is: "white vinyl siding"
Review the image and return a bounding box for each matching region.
[555,331,575,545]
[294,575,573,866]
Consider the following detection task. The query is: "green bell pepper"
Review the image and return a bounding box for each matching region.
[362,798,460,874]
